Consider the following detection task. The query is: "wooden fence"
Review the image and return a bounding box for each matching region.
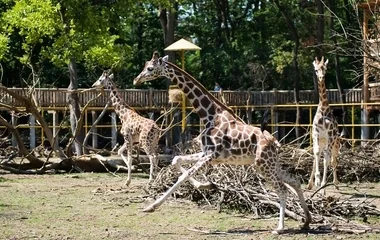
[0,88,364,109]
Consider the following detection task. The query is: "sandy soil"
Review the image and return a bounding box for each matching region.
[1,172,380,240]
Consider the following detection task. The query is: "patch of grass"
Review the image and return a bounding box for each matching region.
[0,176,12,183]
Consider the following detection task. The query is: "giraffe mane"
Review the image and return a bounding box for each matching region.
[165,61,240,120]
[106,74,137,112]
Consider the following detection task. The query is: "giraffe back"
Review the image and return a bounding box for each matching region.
[199,110,279,168]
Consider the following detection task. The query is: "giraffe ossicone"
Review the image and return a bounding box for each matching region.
[92,71,161,186]
[307,56,340,195]
[133,51,311,233]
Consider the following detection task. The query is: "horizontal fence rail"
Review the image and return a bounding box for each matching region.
[0,88,365,108]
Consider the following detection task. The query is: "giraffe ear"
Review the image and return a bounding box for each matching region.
[158,55,169,66]
[109,73,114,79]
[152,51,159,60]
[312,60,318,68]
[324,59,329,66]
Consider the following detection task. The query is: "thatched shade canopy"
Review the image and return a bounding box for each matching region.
[165,38,201,51]
[164,38,201,70]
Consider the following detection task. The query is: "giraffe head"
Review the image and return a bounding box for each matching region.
[313,56,328,82]
[133,51,169,85]
[92,70,114,88]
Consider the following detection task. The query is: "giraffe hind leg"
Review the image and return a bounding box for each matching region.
[331,141,340,189]
[307,156,316,190]
[140,133,159,183]
[143,145,158,183]
[281,170,312,230]
[271,182,287,233]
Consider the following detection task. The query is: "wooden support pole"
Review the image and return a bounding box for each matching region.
[11,113,17,147]
[362,9,370,142]
[47,110,59,149]
[91,111,98,149]
[181,50,187,133]
[29,115,36,149]
[111,112,117,148]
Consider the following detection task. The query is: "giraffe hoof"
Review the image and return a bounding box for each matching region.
[142,205,156,213]
[196,182,216,190]
[301,222,310,231]
[124,180,131,186]
[271,229,284,234]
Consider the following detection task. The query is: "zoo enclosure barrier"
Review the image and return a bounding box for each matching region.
[0,87,379,149]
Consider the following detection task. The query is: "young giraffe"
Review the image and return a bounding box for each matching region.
[92,71,160,186]
[133,51,311,233]
[307,57,340,195]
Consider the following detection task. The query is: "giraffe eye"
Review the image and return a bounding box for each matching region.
[147,67,154,71]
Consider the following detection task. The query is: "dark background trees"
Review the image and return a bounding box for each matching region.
[0,0,365,92]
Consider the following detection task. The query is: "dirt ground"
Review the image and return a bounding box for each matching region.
[1,172,380,240]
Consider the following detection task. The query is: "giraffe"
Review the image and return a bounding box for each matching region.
[92,71,161,186]
[307,57,340,195]
[133,51,311,233]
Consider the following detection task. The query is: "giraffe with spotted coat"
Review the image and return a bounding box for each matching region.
[133,51,311,233]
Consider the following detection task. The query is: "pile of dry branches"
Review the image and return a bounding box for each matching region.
[280,141,380,182]
[147,140,380,233]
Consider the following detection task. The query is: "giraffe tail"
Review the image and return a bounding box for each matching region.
[260,107,271,132]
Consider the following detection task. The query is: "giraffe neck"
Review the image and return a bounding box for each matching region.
[106,81,133,120]
[317,80,330,113]
[164,62,236,126]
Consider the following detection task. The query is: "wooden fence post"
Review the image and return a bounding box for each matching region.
[272,88,279,139]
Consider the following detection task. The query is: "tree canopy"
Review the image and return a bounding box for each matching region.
[0,0,369,92]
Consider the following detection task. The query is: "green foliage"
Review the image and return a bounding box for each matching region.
[0,33,8,60]
[0,0,367,91]
[3,0,60,64]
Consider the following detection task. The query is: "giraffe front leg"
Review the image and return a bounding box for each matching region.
[147,154,158,183]
[320,151,331,195]
[313,145,322,189]
[143,155,212,212]
[172,153,214,190]
[118,143,132,186]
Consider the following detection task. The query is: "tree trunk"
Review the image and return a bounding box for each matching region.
[67,58,85,156]
[314,0,325,103]
[329,0,348,137]
[159,2,178,145]
[159,4,177,67]
[273,0,301,142]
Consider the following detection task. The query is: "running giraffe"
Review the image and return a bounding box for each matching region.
[133,51,311,233]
